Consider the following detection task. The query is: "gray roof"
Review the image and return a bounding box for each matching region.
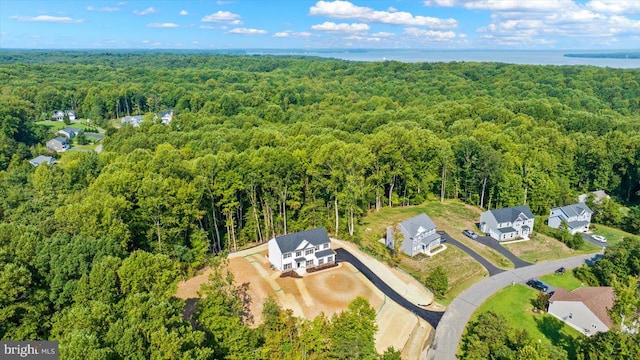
[488,205,534,223]
[60,127,80,133]
[567,220,590,229]
[274,227,330,254]
[498,227,517,234]
[29,155,54,166]
[315,248,336,258]
[400,213,437,237]
[556,203,593,218]
[50,136,69,144]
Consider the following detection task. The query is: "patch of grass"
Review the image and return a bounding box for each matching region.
[590,223,638,245]
[470,284,582,358]
[540,271,583,291]
[398,245,487,305]
[504,232,600,263]
[356,199,513,269]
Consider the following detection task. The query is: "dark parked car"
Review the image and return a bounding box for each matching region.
[463,229,478,239]
[526,279,549,292]
[555,267,566,275]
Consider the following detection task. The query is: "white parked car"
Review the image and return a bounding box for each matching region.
[592,235,607,243]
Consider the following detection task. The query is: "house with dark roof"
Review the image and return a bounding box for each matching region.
[548,287,615,336]
[548,203,593,234]
[46,137,70,152]
[386,213,443,257]
[29,155,55,166]
[268,227,336,273]
[57,127,81,139]
[480,205,534,241]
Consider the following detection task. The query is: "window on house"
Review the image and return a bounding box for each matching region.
[283,263,292,270]
[327,256,333,263]
[283,252,291,259]
[315,245,320,251]
[323,243,329,249]
[318,258,324,265]
[296,250,302,257]
[306,259,314,267]
[305,248,314,256]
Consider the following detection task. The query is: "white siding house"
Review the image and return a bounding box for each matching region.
[480,205,534,241]
[386,213,442,257]
[268,227,335,273]
[548,287,614,336]
[548,203,593,234]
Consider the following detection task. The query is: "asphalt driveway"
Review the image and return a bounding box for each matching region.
[582,233,610,248]
[427,252,602,360]
[335,248,445,329]
[438,231,504,276]
[473,235,533,268]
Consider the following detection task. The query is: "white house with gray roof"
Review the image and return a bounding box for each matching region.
[386,213,442,257]
[29,155,55,167]
[268,227,336,273]
[480,205,534,241]
[121,115,144,127]
[548,203,593,234]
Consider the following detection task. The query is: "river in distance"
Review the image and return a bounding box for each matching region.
[243,49,639,69]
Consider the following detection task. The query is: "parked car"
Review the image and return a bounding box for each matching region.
[526,279,549,292]
[463,229,478,239]
[555,267,566,275]
[592,235,607,243]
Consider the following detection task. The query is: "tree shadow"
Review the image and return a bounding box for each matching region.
[534,315,578,359]
[183,298,199,328]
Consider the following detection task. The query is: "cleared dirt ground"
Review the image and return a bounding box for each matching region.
[176,244,431,357]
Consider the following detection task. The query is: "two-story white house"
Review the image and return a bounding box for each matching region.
[268,227,336,273]
[480,205,535,241]
[548,203,593,234]
[386,213,443,257]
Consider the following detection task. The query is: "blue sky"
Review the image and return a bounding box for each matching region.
[1,1,639,49]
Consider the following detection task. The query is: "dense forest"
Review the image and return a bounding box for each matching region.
[0,51,639,358]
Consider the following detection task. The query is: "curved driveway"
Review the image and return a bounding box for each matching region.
[439,232,504,276]
[427,252,601,360]
[473,236,532,268]
[335,248,445,329]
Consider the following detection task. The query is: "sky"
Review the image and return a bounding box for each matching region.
[1,0,639,50]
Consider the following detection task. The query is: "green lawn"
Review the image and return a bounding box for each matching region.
[468,284,583,358]
[36,120,98,132]
[504,232,601,263]
[540,271,584,291]
[355,199,511,304]
[590,223,639,245]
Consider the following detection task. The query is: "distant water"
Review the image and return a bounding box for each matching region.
[244,49,640,69]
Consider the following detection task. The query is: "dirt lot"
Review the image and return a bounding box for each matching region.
[176,244,431,356]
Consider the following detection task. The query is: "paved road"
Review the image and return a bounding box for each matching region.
[473,235,533,268]
[439,232,504,276]
[335,248,445,329]
[427,252,602,360]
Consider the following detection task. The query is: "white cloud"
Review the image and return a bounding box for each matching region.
[192,40,200,44]
[199,25,218,30]
[424,0,574,12]
[217,0,236,4]
[311,21,370,32]
[201,11,241,23]
[587,0,640,15]
[372,31,395,37]
[404,27,456,41]
[148,23,180,28]
[87,6,120,12]
[11,15,84,23]
[86,6,120,12]
[179,10,188,16]
[134,7,157,16]
[310,1,457,29]
[273,31,314,38]
[228,28,267,35]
